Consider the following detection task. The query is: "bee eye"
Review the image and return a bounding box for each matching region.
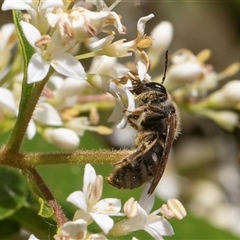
[145,82,167,95]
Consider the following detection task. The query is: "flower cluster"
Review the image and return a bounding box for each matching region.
[29,164,186,240]
[157,48,240,131]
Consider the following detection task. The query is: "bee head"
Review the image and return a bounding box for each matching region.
[144,82,167,95]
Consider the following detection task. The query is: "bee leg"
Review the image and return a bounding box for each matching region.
[123,106,147,116]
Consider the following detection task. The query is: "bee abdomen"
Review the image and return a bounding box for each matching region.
[107,141,164,190]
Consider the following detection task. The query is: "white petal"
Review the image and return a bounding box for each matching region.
[27,53,50,83]
[83,164,97,197]
[33,102,62,126]
[87,35,114,51]
[0,87,17,113]
[1,23,16,43]
[51,53,86,80]
[139,183,155,214]
[58,77,88,97]
[90,212,114,234]
[116,115,128,129]
[19,21,41,49]
[137,14,154,37]
[93,198,122,215]
[45,12,61,28]
[26,119,36,140]
[165,62,203,90]
[28,234,39,240]
[144,225,164,240]
[43,128,80,150]
[73,209,92,223]
[41,0,63,9]
[48,74,64,89]
[88,234,107,240]
[2,1,36,16]
[108,98,124,123]
[61,219,87,239]
[67,191,88,212]
[146,218,174,237]
[135,50,147,81]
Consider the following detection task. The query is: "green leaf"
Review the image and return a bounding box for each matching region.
[12,10,35,110]
[38,197,54,218]
[11,206,57,239]
[0,167,28,220]
[0,219,20,239]
[12,10,35,76]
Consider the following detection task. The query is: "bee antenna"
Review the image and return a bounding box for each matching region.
[161,50,168,85]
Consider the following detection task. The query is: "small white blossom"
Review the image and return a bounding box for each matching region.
[54,219,87,240]
[46,1,124,44]
[163,49,204,91]
[123,14,154,81]
[88,73,135,129]
[2,0,64,34]
[67,164,122,234]
[20,21,86,83]
[110,184,174,239]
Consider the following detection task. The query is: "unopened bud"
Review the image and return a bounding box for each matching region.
[43,128,80,150]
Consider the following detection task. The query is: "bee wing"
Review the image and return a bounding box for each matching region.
[148,112,176,195]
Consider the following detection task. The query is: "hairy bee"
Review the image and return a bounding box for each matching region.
[107,78,180,195]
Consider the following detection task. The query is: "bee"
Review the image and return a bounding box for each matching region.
[107,52,180,195]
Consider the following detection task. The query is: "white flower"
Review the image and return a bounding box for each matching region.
[43,127,80,150]
[54,219,87,240]
[20,21,86,83]
[88,73,135,129]
[163,49,204,90]
[46,1,124,44]
[2,0,64,34]
[110,184,174,239]
[123,14,154,81]
[67,164,122,234]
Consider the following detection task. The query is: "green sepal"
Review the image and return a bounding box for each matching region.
[38,197,54,218]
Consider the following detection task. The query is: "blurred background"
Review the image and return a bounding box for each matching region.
[1,1,240,239]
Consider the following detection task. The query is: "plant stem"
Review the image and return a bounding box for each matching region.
[25,167,68,226]
[0,148,131,167]
[26,149,132,166]
[5,73,51,154]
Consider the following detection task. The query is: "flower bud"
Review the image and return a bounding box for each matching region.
[148,21,173,68]
[43,128,80,150]
[199,110,239,131]
[207,80,240,108]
